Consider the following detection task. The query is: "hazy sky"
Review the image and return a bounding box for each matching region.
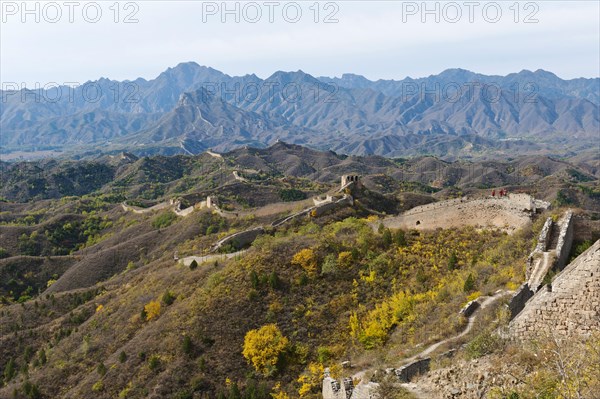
[1,1,599,86]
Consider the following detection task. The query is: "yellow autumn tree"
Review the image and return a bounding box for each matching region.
[291,248,318,277]
[270,383,290,399]
[144,300,161,321]
[297,362,325,397]
[337,251,353,269]
[242,324,289,376]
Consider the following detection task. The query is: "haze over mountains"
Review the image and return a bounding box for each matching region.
[1,62,598,159]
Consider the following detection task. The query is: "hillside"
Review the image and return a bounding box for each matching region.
[2,143,599,210]
[0,144,599,399]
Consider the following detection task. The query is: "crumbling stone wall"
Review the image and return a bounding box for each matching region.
[507,193,535,212]
[341,175,360,189]
[554,210,574,272]
[508,284,534,320]
[509,240,600,338]
[526,217,552,281]
[395,358,431,383]
[322,369,350,399]
[511,210,575,320]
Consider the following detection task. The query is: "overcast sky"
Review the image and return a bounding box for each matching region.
[1,1,599,86]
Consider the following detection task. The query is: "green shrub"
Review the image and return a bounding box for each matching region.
[162,291,176,306]
[393,229,407,247]
[464,273,475,292]
[38,349,46,366]
[92,381,104,392]
[173,390,193,399]
[448,252,458,270]
[279,188,306,202]
[321,254,338,275]
[3,358,16,382]
[97,362,107,376]
[182,336,193,355]
[152,212,177,229]
[317,347,332,363]
[22,381,41,399]
[0,247,9,259]
[268,272,280,290]
[148,355,160,371]
[250,270,259,289]
[382,229,392,248]
[119,351,127,363]
[466,330,503,358]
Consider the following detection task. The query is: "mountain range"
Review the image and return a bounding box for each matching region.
[1,62,598,159]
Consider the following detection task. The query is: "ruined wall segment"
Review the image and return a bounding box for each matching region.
[554,210,574,271]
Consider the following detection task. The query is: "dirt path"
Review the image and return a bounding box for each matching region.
[397,291,512,397]
[401,290,511,366]
[349,291,512,398]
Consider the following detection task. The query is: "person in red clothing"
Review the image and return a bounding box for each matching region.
[492,189,496,197]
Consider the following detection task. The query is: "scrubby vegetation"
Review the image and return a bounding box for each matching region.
[0,209,535,398]
[1,145,598,399]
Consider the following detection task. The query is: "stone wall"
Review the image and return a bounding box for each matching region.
[121,200,171,214]
[341,175,360,189]
[554,210,574,272]
[508,283,534,320]
[402,197,467,216]
[394,358,431,383]
[525,217,553,282]
[509,239,600,338]
[313,195,334,206]
[511,210,575,320]
[313,195,353,217]
[535,218,553,252]
[322,369,352,399]
[380,195,535,234]
[211,227,265,252]
[507,193,534,212]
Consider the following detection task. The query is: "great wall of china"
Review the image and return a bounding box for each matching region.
[379,193,550,234]
[509,239,599,338]
[322,204,598,399]
[119,172,598,398]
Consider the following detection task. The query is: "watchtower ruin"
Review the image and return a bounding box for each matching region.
[341,175,360,190]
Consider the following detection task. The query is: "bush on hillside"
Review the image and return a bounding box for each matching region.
[242,324,289,376]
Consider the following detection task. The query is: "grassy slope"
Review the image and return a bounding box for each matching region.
[0,209,536,398]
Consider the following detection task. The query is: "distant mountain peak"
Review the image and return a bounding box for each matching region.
[266,70,320,85]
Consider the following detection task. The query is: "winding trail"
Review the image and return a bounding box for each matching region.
[349,290,512,398]
[397,290,513,398]
[404,290,511,365]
